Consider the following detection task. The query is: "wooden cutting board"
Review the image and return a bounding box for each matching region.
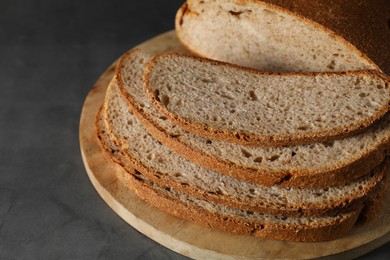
[79,31,390,259]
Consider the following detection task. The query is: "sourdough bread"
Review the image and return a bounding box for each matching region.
[176,0,390,74]
[96,108,376,242]
[103,78,387,217]
[116,49,390,187]
[143,53,390,146]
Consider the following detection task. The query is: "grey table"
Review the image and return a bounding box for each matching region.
[0,0,389,259]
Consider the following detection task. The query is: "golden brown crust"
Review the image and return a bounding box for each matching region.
[357,172,388,224]
[116,168,364,242]
[143,52,390,147]
[177,0,390,75]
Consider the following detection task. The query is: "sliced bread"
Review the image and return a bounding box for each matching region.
[97,107,385,242]
[116,49,390,187]
[103,78,387,217]
[176,0,390,74]
[143,53,390,146]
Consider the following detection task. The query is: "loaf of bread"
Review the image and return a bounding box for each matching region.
[93,0,390,243]
[176,0,390,74]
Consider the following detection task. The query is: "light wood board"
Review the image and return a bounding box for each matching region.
[79,31,390,259]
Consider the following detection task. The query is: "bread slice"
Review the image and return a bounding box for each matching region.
[176,0,390,74]
[97,108,387,242]
[104,78,387,217]
[116,49,390,187]
[96,108,370,241]
[144,53,390,147]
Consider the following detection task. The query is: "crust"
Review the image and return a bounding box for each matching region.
[176,0,390,75]
[98,103,387,218]
[143,52,390,147]
[115,49,390,188]
[116,168,363,242]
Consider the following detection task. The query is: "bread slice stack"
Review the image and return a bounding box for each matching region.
[96,0,390,242]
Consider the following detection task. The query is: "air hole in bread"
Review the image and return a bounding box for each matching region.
[377,84,384,90]
[327,60,336,70]
[359,92,368,98]
[253,157,263,163]
[206,139,212,144]
[269,155,280,162]
[174,173,182,178]
[159,115,167,120]
[241,148,253,158]
[249,90,258,101]
[165,187,171,192]
[291,151,297,157]
[249,188,256,195]
[161,95,170,106]
[247,211,254,215]
[228,10,251,18]
[297,125,309,131]
[323,141,334,148]
[201,78,213,83]
[181,182,189,187]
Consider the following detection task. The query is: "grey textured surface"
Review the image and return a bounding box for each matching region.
[0,0,388,259]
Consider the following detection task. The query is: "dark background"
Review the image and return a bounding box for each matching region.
[0,0,389,259]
